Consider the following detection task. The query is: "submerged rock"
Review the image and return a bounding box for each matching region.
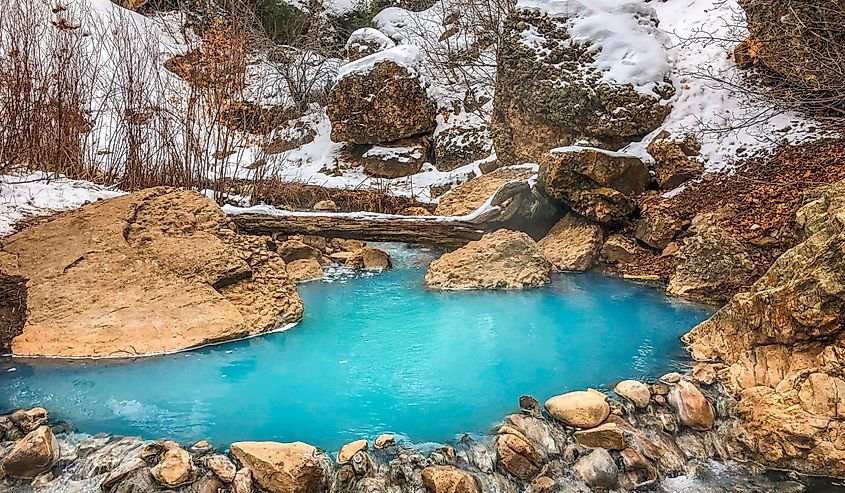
[537,213,605,271]
[373,434,395,449]
[0,188,303,358]
[544,390,610,429]
[424,230,551,290]
[229,441,329,493]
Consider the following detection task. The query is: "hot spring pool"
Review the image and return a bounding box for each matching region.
[0,248,714,451]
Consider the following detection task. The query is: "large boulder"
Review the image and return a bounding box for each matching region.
[667,381,715,431]
[435,167,535,216]
[492,5,673,166]
[683,179,845,476]
[538,147,650,226]
[537,213,605,271]
[229,441,329,493]
[327,45,436,145]
[667,228,759,301]
[1,426,60,479]
[424,230,551,290]
[0,188,303,357]
[737,0,845,94]
[545,390,610,429]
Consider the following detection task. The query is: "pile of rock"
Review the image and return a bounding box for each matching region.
[275,235,392,282]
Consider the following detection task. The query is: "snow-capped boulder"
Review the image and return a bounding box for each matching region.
[538,146,649,226]
[492,1,674,166]
[327,45,437,145]
[346,28,396,61]
[360,138,430,178]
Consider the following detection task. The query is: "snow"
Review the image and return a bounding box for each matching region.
[346,28,396,54]
[517,0,672,98]
[0,173,124,238]
[621,0,832,173]
[363,146,423,163]
[551,145,639,159]
[335,44,423,80]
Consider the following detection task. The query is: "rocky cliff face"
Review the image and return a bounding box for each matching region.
[0,188,304,358]
[684,179,845,477]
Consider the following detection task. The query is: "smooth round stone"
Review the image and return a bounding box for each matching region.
[545,389,610,428]
[614,380,651,408]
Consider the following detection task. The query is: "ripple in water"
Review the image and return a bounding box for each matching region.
[0,258,714,450]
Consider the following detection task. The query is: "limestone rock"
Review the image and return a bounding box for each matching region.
[150,445,194,486]
[573,422,625,450]
[435,167,534,217]
[327,46,436,145]
[537,213,605,271]
[373,434,395,449]
[433,119,493,172]
[647,131,703,189]
[101,457,147,491]
[206,454,237,483]
[345,247,392,271]
[573,448,618,490]
[346,28,395,61]
[421,466,480,493]
[682,180,845,477]
[424,230,551,290]
[233,467,254,493]
[278,240,323,264]
[312,200,338,212]
[614,380,651,409]
[495,428,542,480]
[230,441,328,493]
[338,440,368,464]
[667,228,758,301]
[738,0,845,93]
[287,259,324,283]
[634,210,685,250]
[600,235,641,265]
[538,148,649,226]
[10,408,48,433]
[0,188,303,357]
[667,381,715,431]
[361,139,429,178]
[1,426,60,479]
[545,390,610,429]
[492,7,672,166]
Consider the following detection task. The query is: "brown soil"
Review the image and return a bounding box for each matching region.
[0,273,26,354]
[606,137,845,295]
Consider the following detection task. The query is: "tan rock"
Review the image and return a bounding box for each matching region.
[634,210,685,250]
[361,138,429,179]
[538,147,649,226]
[337,440,368,464]
[544,389,610,428]
[435,167,534,217]
[691,363,718,386]
[373,434,395,449]
[312,200,338,212]
[573,448,618,490]
[287,259,324,282]
[100,457,147,490]
[495,428,542,480]
[1,426,60,479]
[527,476,556,493]
[668,228,758,301]
[425,230,551,290]
[9,408,48,433]
[150,445,194,486]
[345,247,392,271]
[1,188,303,357]
[233,467,254,493]
[646,131,703,190]
[230,441,328,493]
[600,234,641,265]
[614,380,651,408]
[206,454,237,483]
[574,422,625,450]
[667,381,715,431]
[537,214,605,271]
[421,466,479,493]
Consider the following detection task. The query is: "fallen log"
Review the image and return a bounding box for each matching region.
[229,211,486,247]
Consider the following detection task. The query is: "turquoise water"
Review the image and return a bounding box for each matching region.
[0,252,713,451]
